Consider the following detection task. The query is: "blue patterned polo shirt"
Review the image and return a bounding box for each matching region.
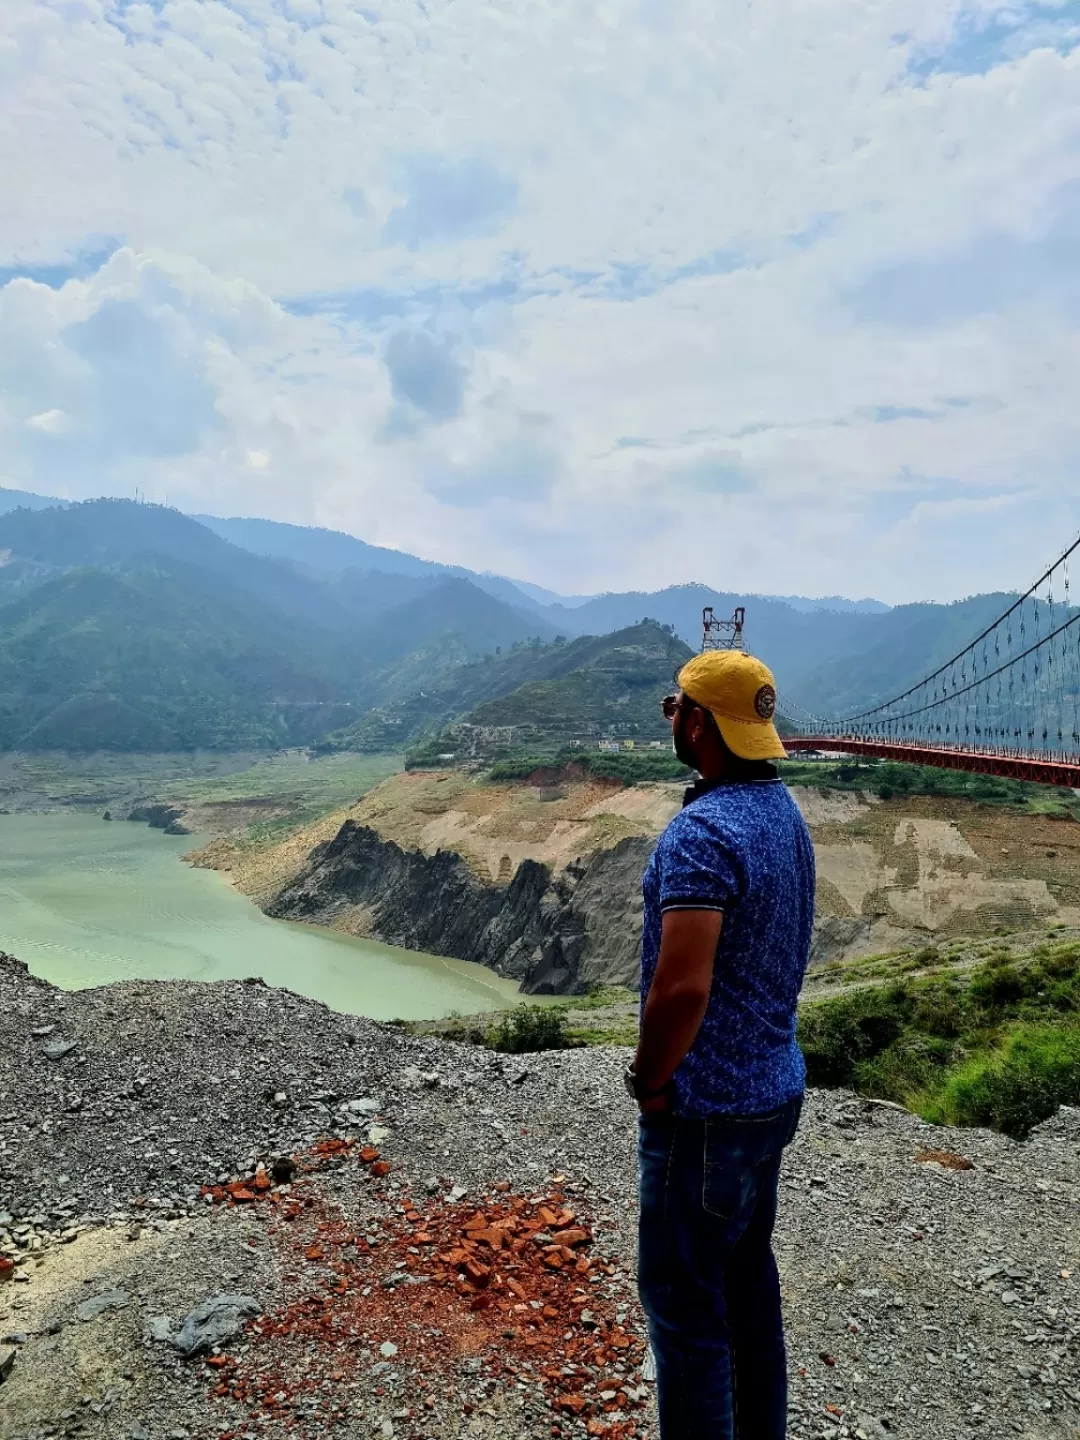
[640,778,816,1116]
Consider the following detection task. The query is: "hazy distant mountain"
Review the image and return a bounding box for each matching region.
[538,584,887,689]
[0,489,1028,753]
[350,576,558,673]
[760,593,891,616]
[0,487,69,516]
[196,512,548,615]
[0,501,558,749]
[0,499,337,630]
[785,594,1018,718]
[0,561,355,750]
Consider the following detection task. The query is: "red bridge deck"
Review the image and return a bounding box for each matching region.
[783,737,1080,790]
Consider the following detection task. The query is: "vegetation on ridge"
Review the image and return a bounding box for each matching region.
[798,939,1080,1136]
[778,757,1080,819]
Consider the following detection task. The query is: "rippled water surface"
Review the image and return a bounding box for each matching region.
[0,813,519,1019]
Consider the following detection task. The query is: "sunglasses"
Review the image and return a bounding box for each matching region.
[661,693,680,720]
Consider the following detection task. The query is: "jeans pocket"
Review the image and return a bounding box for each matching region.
[702,1138,755,1221]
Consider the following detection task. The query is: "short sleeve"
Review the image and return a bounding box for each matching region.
[658,809,740,914]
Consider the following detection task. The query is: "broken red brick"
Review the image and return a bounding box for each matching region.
[557,1394,589,1415]
[194,1141,647,1438]
[556,1227,591,1248]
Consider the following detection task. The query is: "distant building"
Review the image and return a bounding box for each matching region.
[598,740,620,753]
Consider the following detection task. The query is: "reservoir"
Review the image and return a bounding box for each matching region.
[0,813,520,1019]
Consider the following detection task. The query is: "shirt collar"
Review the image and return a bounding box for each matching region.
[682,766,779,808]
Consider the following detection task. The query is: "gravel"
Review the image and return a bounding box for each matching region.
[0,950,1078,1440]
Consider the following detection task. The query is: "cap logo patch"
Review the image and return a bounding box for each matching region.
[754,684,776,720]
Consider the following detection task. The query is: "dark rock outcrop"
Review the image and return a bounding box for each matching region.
[127,804,188,834]
[267,822,655,995]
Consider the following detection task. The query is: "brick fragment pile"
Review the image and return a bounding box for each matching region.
[200,1139,650,1438]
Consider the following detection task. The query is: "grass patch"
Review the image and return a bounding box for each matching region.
[566,1020,639,1048]
[798,939,1080,1135]
[162,751,401,812]
[778,757,1080,818]
[482,747,690,787]
[920,1024,1080,1135]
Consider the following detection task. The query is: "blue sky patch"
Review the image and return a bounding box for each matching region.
[908,2,1080,79]
[383,155,518,249]
[847,182,1080,326]
[0,240,121,292]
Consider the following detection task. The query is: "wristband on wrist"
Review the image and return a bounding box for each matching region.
[624,1064,669,1102]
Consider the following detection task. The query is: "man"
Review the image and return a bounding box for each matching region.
[627,648,815,1439]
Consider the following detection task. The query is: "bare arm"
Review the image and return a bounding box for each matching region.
[633,908,723,1111]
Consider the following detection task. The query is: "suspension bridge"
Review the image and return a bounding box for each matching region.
[715,537,1080,790]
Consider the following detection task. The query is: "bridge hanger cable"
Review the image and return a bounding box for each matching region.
[835,609,1080,732]
[805,530,1080,727]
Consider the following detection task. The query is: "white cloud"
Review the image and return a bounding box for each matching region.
[0,1,1077,601]
[26,409,68,435]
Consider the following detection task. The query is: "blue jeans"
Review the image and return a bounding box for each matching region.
[637,1095,802,1440]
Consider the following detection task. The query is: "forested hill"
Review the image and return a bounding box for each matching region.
[0,493,1032,751]
[0,501,556,750]
[317,622,691,757]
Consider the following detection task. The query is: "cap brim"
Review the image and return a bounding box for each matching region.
[713,713,787,761]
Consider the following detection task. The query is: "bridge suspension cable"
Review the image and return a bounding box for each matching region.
[777,533,1080,787]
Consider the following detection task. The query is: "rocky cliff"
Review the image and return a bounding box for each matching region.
[202,769,1080,996]
[268,821,651,994]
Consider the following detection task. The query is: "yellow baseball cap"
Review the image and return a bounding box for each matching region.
[677,650,786,761]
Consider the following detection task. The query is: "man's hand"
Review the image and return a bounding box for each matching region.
[634,907,723,1100]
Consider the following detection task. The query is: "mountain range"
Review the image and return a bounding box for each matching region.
[0,486,1024,753]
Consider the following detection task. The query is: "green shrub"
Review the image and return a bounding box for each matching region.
[487,1005,572,1054]
[922,1025,1080,1137]
[798,985,912,1088]
[800,946,1080,1136]
[912,989,964,1038]
[970,963,1027,1006]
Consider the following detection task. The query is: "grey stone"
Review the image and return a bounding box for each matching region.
[346,1097,379,1114]
[171,1295,260,1357]
[145,1316,174,1343]
[43,1040,78,1061]
[0,1346,14,1383]
[129,1424,149,1440]
[75,1289,129,1322]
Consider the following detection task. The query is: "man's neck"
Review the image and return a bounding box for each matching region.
[684,761,777,805]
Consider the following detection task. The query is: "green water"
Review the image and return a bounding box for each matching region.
[0,813,520,1019]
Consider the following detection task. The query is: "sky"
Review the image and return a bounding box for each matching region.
[0,0,1078,603]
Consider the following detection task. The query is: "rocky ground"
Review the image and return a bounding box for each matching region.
[1,951,1079,1440]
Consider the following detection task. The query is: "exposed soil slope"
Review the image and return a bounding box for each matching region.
[195,773,1080,993]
